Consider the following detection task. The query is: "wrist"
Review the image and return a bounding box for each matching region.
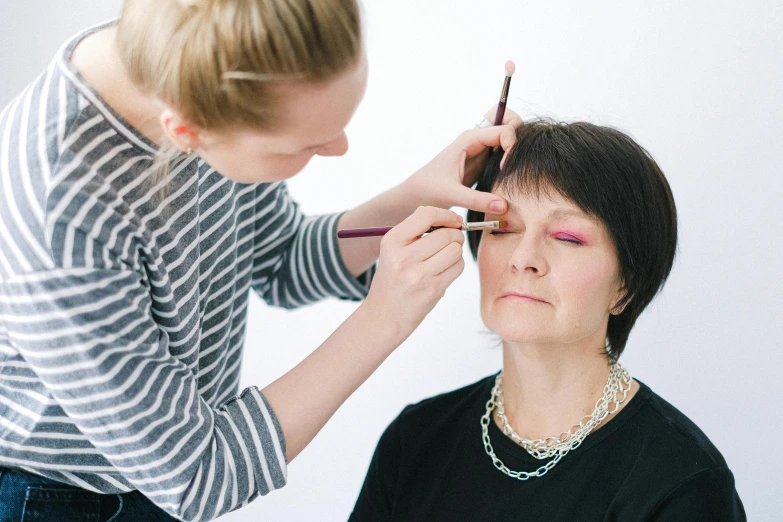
[354,298,414,352]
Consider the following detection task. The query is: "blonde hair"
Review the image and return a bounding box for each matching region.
[116,0,362,132]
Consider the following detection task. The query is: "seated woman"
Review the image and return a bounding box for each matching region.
[350,120,745,521]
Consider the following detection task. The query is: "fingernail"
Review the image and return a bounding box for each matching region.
[489,201,505,213]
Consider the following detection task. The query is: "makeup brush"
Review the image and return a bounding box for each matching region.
[493,60,515,126]
[337,220,508,239]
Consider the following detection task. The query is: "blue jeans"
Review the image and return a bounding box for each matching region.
[0,467,178,522]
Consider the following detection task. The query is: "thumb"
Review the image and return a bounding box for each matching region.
[447,184,507,214]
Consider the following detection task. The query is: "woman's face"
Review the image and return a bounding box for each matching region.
[193,53,369,184]
[478,187,626,348]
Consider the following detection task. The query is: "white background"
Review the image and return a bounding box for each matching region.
[1,1,781,520]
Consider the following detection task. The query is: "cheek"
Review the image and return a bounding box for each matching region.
[267,155,313,179]
[205,136,316,182]
[557,257,620,320]
[477,244,505,290]
[477,243,511,321]
[229,153,314,183]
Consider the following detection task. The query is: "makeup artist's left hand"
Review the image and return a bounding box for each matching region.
[404,107,522,215]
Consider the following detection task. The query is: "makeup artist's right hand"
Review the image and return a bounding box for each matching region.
[362,206,465,334]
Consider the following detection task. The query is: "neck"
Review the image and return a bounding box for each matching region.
[71,27,167,145]
[497,340,612,440]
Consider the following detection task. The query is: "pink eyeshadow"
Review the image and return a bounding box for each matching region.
[553,231,587,244]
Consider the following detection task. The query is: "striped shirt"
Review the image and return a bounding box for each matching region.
[0,24,372,521]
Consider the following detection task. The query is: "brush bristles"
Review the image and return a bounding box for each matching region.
[463,220,508,231]
[505,60,516,77]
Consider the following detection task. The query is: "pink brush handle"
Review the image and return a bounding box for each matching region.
[337,227,394,238]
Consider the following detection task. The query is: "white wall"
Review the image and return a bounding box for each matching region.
[2,1,780,521]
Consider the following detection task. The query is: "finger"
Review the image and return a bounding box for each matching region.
[499,107,523,128]
[443,183,507,215]
[483,105,523,128]
[457,125,517,160]
[498,125,518,170]
[457,127,503,158]
[503,112,523,128]
[386,207,463,245]
[433,254,466,285]
[498,124,518,151]
[408,227,464,262]
[421,240,464,276]
[483,104,499,123]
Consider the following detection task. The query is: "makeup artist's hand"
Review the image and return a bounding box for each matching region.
[403,107,523,215]
[362,206,465,334]
[465,105,524,183]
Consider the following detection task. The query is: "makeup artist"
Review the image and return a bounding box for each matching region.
[0,0,521,520]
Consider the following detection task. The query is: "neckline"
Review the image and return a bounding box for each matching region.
[55,19,159,154]
[484,373,652,465]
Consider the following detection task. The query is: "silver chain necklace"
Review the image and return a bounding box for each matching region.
[480,362,632,480]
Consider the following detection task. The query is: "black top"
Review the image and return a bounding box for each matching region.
[350,375,745,521]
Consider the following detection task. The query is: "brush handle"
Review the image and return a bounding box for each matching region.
[493,75,512,125]
[338,221,503,239]
[337,226,447,239]
[337,227,394,238]
[493,100,507,126]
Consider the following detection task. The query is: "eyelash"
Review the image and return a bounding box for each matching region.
[488,230,584,245]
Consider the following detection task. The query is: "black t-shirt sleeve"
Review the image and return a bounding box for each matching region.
[349,412,405,521]
[650,467,746,521]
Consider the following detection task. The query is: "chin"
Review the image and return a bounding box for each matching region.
[210,158,308,184]
[482,316,553,344]
[494,329,553,345]
[221,169,295,184]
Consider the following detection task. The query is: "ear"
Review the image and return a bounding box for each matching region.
[609,281,629,316]
[160,108,202,153]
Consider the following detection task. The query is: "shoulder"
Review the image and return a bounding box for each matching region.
[634,381,729,469]
[649,465,746,520]
[614,382,744,517]
[390,374,496,436]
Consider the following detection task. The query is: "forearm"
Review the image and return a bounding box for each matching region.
[337,181,431,277]
[261,301,408,462]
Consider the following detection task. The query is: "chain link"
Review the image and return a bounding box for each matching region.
[481,362,632,480]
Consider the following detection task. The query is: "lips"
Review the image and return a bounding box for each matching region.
[500,292,549,304]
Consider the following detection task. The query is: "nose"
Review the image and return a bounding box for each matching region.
[317,133,349,157]
[509,233,549,276]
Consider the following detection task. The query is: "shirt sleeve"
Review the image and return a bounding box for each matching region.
[349,410,407,521]
[650,467,746,521]
[249,182,375,309]
[0,268,288,521]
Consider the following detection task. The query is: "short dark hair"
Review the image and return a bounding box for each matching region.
[467,120,677,360]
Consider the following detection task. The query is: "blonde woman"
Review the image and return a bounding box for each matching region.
[0,1,520,520]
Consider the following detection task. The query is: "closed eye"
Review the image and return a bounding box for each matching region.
[553,233,584,245]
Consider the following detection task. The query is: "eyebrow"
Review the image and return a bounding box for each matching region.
[490,204,598,228]
[499,202,589,219]
[547,208,590,221]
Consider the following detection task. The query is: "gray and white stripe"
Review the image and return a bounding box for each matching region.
[0,23,372,521]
